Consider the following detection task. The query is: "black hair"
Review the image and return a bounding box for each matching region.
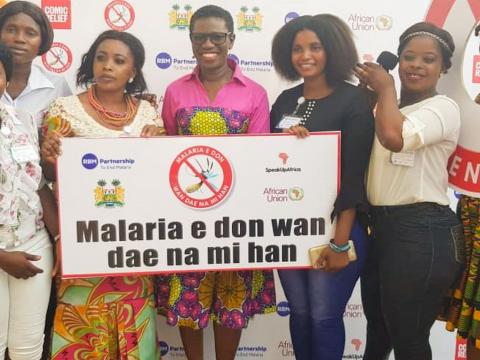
[189,5,234,33]
[76,30,147,95]
[398,22,455,72]
[0,43,13,81]
[271,14,357,86]
[0,1,53,55]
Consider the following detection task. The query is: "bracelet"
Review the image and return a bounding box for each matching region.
[54,234,61,242]
[329,239,351,253]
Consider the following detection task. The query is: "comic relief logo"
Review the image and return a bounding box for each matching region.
[348,14,392,31]
[159,341,169,356]
[42,42,72,73]
[276,301,290,316]
[94,179,125,208]
[156,52,196,71]
[82,153,98,169]
[237,6,263,32]
[169,4,193,30]
[265,152,301,174]
[42,0,71,29]
[104,0,135,31]
[472,55,480,83]
[229,52,272,73]
[170,146,233,209]
[285,12,299,23]
[456,337,467,359]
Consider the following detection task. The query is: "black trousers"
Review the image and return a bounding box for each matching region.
[361,203,463,360]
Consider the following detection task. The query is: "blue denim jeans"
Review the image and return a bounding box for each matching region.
[278,220,368,360]
[361,203,463,360]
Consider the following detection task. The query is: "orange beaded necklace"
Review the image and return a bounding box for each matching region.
[87,85,138,130]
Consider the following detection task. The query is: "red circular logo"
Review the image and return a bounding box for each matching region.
[41,42,72,73]
[170,146,234,209]
[104,0,135,31]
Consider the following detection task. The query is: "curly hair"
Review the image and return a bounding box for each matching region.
[271,14,357,86]
[76,30,147,95]
[398,22,455,72]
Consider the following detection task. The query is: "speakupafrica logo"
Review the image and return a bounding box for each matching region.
[237,6,262,32]
[156,52,172,69]
[169,4,193,30]
[285,12,299,23]
[82,153,98,169]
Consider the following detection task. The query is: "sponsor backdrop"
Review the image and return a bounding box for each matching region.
[9,0,480,358]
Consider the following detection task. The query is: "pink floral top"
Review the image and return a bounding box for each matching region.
[0,104,44,249]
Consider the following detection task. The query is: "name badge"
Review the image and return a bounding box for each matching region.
[11,144,39,163]
[390,151,414,167]
[276,115,303,129]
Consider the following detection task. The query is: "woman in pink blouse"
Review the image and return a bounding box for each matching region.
[157,5,275,360]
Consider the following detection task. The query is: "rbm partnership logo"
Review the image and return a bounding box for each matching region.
[284,12,299,23]
[156,52,172,69]
[81,153,135,170]
[82,153,98,170]
[276,301,290,316]
[237,6,263,32]
[228,52,272,73]
[156,52,197,71]
[159,341,169,357]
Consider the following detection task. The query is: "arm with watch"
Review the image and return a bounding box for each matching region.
[310,208,357,272]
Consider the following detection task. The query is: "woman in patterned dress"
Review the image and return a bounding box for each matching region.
[157,5,275,360]
[41,30,165,360]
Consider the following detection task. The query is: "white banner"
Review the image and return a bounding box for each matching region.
[57,133,340,278]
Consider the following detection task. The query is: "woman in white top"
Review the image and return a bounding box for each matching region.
[0,43,59,360]
[355,22,463,360]
[0,1,71,127]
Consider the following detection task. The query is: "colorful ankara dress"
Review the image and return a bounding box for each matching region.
[157,60,276,330]
[45,96,163,360]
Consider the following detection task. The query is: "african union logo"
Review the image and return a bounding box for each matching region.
[169,4,193,30]
[237,6,262,32]
[375,15,393,30]
[288,187,304,201]
[95,179,125,208]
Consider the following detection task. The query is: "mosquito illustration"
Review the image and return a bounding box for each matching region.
[111,6,128,25]
[186,158,218,193]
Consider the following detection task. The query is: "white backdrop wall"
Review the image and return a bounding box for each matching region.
[20,0,480,358]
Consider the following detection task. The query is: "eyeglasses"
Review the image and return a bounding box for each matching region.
[189,32,233,45]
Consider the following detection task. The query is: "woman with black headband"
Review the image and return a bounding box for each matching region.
[355,22,463,360]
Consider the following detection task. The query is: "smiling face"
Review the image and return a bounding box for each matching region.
[0,12,42,65]
[92,39,136,92]
[190,17,234,73]
[398,35,444,100]
[291,29,327,81]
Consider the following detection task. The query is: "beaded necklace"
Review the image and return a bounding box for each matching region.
[87,85,138,130]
